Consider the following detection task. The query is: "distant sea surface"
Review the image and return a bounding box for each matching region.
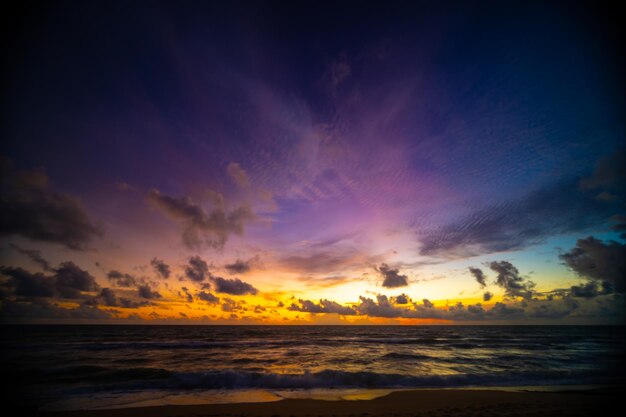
[2,325,624,410]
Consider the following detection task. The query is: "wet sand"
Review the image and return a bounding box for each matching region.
[39,388,620,417]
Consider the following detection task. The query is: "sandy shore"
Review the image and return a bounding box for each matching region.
[38,388,620,417]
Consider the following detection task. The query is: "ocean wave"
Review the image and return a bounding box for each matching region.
[166,369,622,390]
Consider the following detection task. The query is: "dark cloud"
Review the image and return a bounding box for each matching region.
[98,288,150,308]
[489,302,526,318]
[1,267,54,298]
[288,299,356,315]
[488,261,535,300]
[1,262,98,299]
[180,286,193,303]
[54,262,100,298]
[10,244,51,271]
[580,148,626,201]
[147,189,254,250]
[106,270,137,287]
[559,237,626,293]
[185,256,209,282]
[99,288,118,306]
[212,276,258,295]
[197,290,219,304]
[0,160,102,250]
[280,292,622,321]
[377,263,408,288]
[224,257,259,274]
[355,294,413,318]
[137,284,161,299]
[569,282,605,298]
[394,294,409,304]
[483,291,493,301]
[1,298,115,321]
[611,217,626,239]
[150,258,170,279]
[468,267,487,288]
[221,297,244,312]
[418,178,618,257]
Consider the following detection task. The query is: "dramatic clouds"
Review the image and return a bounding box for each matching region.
[377,263,409,288]
[0,160,102,250]
[99,288,149,308]
[224,256,260,274]
[288,298,356,315]
[197,290,219,304]
[181,256,258,295]
[107,270,137,288]
[2,2,623,324]
[185,256,209,282]
[150,258,171,279]
[488,261,535,300]
[137,284,161,299]
[147,189,254,250]
[559,237,626,293]
[469,267,487,288]
[1,262,98,299]
[212,277,258,295]
[418,178,619,257]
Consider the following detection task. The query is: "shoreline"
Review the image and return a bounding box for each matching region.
[38,386,621,417]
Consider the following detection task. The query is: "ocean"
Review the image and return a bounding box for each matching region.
[2,325,624,410]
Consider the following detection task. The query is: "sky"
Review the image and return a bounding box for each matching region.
[1,0,624,324]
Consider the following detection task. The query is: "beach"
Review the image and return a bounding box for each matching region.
[39,388,619,417]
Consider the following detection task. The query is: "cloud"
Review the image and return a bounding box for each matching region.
[54,262,100,298]
[212,276,258,295]
[1,262,99,299]
[277,251,361,273]
[9,244,51,271]
[180,286,193,303]
[288,298,356,315]
[580,148,626,201]
[224,256,258,274]
[107,270,137,287]
[568,281,606,298]
[147,189,254,250]
[468,267,487,288]
[355,294,413,318]
[483,291,493,301]
[197,290,219,304]
[393,294,409,304]
[98,287,149,308]
[137,284,161,299]
[227,163,250,188]
[559,237,626,293]
[418,178,618,257]
[150,258,170,279]
[422,299,434,308]
[0,160,102,250]
[185,256,209,282]
[99,287,118,306]
[488,261,535,300]
[376,263,409,288]
[1,298,115,321]
[1,267,55,298]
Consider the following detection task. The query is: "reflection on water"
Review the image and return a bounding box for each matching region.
[2,325,624,410]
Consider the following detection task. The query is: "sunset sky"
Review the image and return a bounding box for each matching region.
[1,1,624,324]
